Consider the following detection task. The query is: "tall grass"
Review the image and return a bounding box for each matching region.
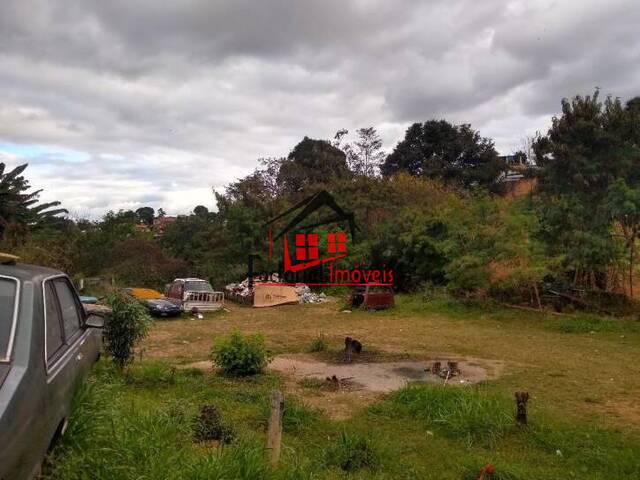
[307,334,328,353]
[547,315,640,334]
[386,384,513,445]
[48,359,640,480]
[322,431,381,472]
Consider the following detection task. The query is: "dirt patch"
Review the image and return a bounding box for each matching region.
[269,353,502,393]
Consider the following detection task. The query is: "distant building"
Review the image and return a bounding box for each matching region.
[134,223,151,233]
[152,216,176,236]
[498,156,538,198]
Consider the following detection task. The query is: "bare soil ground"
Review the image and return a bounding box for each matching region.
[144,299,640,428]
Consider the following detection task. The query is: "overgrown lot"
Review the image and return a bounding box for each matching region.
[46,295,640,479]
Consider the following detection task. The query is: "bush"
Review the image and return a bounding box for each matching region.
[192,405,235,444]
[323,431,380,472]
[211,330,270,376]
[105,291,152,370]
[308,334,328,352]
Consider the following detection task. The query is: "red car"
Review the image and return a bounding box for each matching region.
[349,284,394,310]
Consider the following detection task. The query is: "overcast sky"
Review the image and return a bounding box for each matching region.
[1,0,639,217]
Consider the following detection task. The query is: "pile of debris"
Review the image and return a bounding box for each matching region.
[295,284,328,304]
[225,278,252,297]
[224,277,328,305]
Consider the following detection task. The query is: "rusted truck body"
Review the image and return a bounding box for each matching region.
[349,284,395,310]
[165,278,224,312]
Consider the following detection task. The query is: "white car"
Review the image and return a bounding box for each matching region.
[165,278,224,312]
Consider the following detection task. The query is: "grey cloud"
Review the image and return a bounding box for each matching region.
[0,0,639,216]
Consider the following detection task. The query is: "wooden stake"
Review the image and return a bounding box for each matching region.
[267,390,284,466]
[515,391,529,425]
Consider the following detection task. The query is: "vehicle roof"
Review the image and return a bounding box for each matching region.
[0,262,63,283]
[173,278,207,282]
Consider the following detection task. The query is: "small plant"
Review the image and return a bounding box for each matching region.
[192,405,235,444]
[308,333,328,352]
[210,330,270,376]
[105,291,152,371]
[324,431,380,472]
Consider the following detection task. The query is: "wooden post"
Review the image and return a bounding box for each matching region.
[515,391,529,425]
[267,390,284,466]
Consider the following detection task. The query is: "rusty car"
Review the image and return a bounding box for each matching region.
[165,278,224,312]
[348,284,395,310]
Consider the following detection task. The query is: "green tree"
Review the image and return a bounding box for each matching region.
[0,163,67,246]
[607,180,640,297]
[381,120,505,192]
[338,127,386,177]
[193,205,209,217]
[534,91,639,289]
[445,196,552,304]
[105,291,152,371]
[277,137,350,197]
[135,206,155,225]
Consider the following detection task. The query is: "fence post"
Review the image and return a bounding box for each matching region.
[267,390,284,465]
[515,391,529,425]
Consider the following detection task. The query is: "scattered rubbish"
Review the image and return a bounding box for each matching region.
[341,310,352,313]
[225,277,253,302]
[191,307,204,319]
[296,284,328,304]
[225,277,328,306]
[254,284,298,307]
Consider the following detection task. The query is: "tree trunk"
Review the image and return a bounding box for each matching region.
[532,283,542,309]
[629,239,635,299]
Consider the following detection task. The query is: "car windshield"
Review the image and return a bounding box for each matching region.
[185,281,213,293]
[0,278,18,362]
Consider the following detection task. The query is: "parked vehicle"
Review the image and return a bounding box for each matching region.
[0,257,104,480]
[349,284,395,310]
[165,278,224,312]
[124,288,182,317]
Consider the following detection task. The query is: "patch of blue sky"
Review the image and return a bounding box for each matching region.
[0,142,90,163]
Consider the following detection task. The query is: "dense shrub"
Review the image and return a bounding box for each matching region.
[105,291,152,370]
[192,405,235,444]
[210,330,270,376]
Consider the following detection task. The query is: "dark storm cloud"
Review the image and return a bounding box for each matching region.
[0,0,638,216]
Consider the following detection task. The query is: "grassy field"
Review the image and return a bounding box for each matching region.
[46,293,640,479]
